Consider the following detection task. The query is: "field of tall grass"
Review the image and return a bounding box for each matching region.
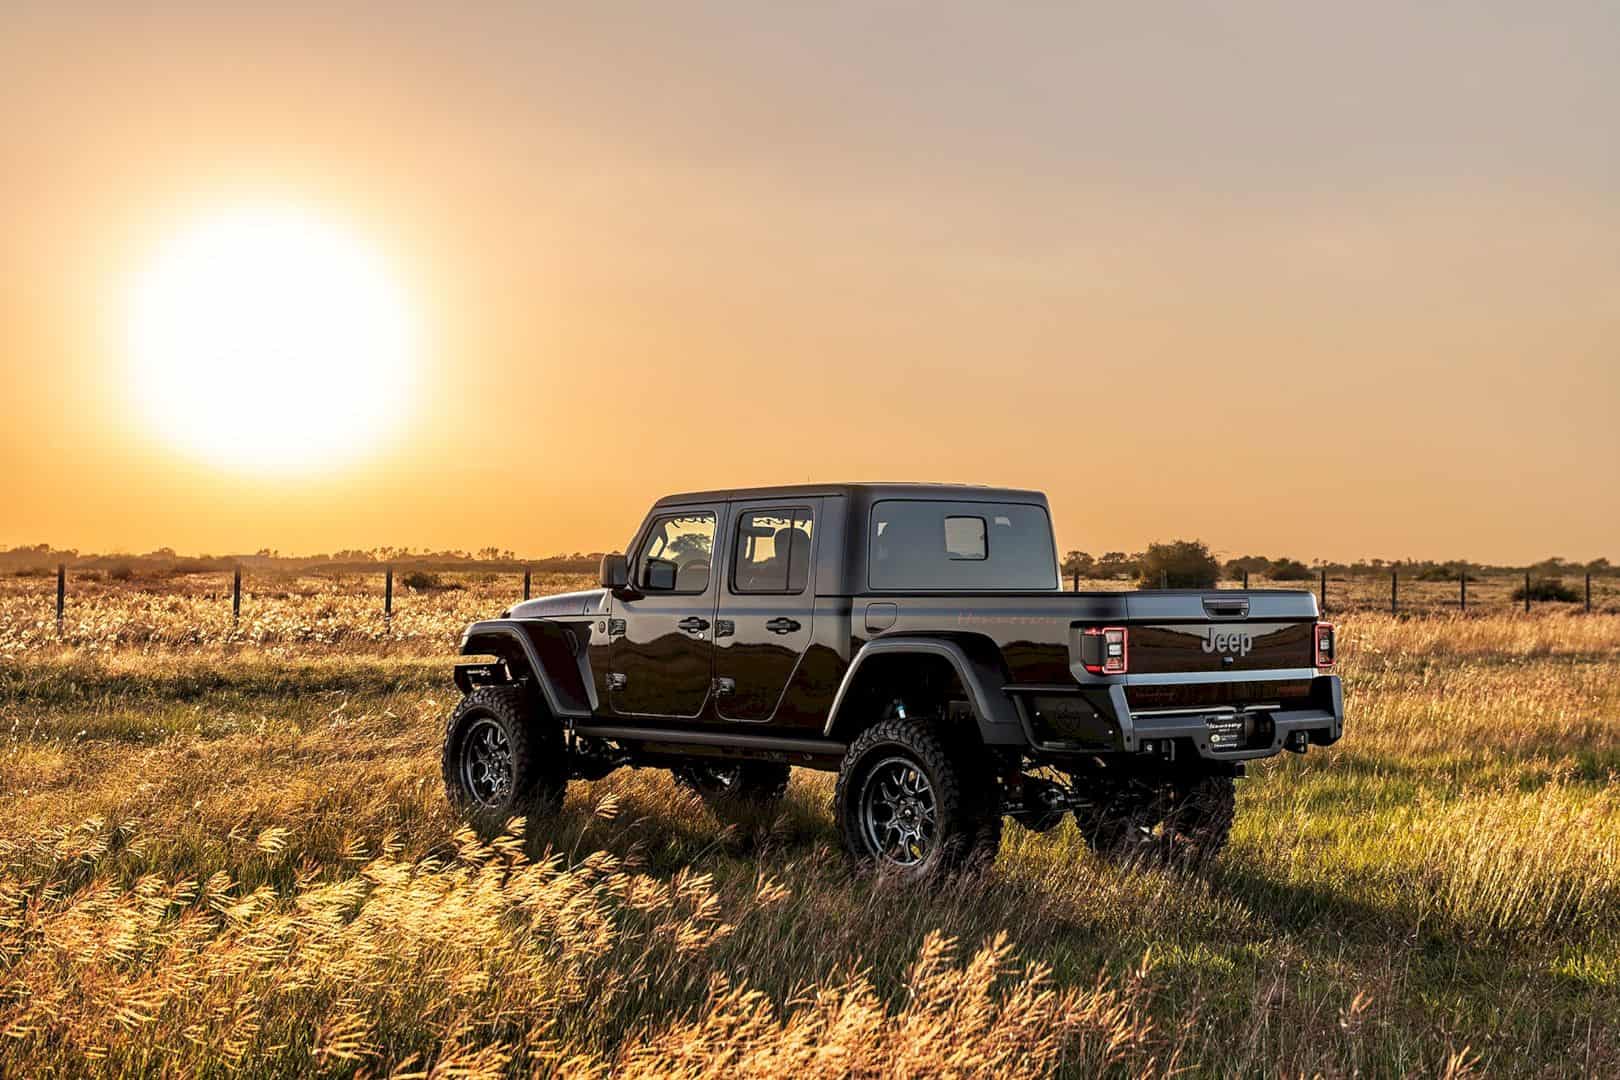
[1,572,1617,1076]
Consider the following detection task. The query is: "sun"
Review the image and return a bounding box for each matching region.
[126,204,420,470]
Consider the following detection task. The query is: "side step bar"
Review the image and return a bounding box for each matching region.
[572,723,844,759]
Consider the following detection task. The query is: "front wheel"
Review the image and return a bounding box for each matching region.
[834,717,1001,876]
[442,686,566,833]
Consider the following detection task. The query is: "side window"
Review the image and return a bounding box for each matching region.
[636,512,716,593]
[731,508,814,594]
[869,500,1057,590]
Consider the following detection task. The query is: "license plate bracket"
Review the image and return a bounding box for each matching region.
[1205,713,1246,752]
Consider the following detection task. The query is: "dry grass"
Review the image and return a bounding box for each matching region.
[0,570,580,655]
[2,574,1618,1076]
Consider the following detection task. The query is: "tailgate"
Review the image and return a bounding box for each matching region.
[1120,591,1318,675]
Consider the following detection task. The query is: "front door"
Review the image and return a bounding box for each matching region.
[713,500,818,722]
[609,505,721,718]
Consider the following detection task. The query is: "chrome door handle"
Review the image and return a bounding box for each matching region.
[765,617,801,634]
[678,616,710,634]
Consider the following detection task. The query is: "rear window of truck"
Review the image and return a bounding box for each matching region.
[869,500,1058,590]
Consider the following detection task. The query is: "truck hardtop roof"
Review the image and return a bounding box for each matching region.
[652,482,1048,508]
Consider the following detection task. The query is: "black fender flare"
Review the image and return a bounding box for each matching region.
[459,619,596,718]
[822,635,1024,745]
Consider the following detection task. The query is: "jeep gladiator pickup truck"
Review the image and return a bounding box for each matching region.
[445,484,1342,873]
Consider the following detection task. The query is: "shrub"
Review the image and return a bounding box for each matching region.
[402,570,464,593]
[1512,578,1579,603]
[107,563,134,582]
[1224,556,1270,581]
[1095,552,1139,579]
[1416,565,1478,582]
[1137,540,1220,590]
[1060,551,1095,579]
[1267,558,1314,581]
[401,570,440,592]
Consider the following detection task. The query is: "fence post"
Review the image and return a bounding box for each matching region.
[524,567,532,600]
[232,567,241,624]
[1524,571,1531,613]
[1460,571,1466,613]
[1391,570,1398,616]
[385,566,394,626]
[1319,568,1327,614]
[1071,569,1079,592]
[1160,569,1168,590]
[1587,572,1593,614]
[56,563,65,637]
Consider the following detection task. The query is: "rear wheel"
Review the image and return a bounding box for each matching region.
[1075,771,1235,866]
[834,717,1001,875]
[1160,774,1236,864]
[1073,780,1162,858]
[442,686,566,833]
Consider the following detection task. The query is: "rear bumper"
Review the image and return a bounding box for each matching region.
[1123,700,1341,761]
[1018,669,1343,762]
[1116,670,1342,761]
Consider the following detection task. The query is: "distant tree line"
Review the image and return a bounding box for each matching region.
[3,541,1612,586]
[1060,545,1614,591]
[0,543,605,578]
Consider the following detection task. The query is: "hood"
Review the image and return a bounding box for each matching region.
[504,588,609,619]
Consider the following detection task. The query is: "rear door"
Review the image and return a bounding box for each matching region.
[608,505,722,718]
[712,499,819,722]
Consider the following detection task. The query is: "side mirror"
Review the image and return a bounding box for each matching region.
[643,557,678,592]
[599,553,628,590]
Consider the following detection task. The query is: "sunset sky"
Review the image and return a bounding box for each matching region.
[3,3,1616,564]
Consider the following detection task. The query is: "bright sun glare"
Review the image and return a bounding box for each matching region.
[127,205,419,470]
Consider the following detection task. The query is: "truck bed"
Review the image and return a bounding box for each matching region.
[854,588,1320,679]
[852,587,1335,760]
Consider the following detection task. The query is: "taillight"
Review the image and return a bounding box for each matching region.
[1083,626,1129,675]
[1314,622,1335,669]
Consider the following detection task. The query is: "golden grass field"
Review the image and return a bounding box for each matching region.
[2,570,1618,1076]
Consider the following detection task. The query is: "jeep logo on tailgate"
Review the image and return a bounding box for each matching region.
[1201,628,1254,656]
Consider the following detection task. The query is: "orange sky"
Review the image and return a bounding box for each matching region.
[3,4,1616,564]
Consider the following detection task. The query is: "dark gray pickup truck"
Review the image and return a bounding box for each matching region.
[445,483,1342,873]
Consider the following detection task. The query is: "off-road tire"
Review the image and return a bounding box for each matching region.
[1073,780,1163,859]
[671,761,791,813]
[834,717,1002,876]
[442,686,566,834]
[1076,772,1235,867]
[1160,774,1236,865]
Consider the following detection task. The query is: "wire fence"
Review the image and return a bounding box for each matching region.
[1071,569,1618,615]
[10,560,1617,652]
[0,565,594,654]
